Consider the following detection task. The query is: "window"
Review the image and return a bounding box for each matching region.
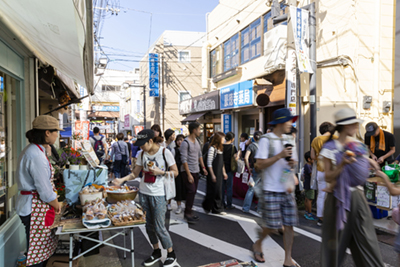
[241,18,261,64]
[210,49,218,77]
[264,2,287,33]
[250,18,262,60]
[179,91,191,102]
[101,85,120,91]
[0,71,22,227]
[241,27,250,64]
[263,12,272,33]
[223,34,239,72]
[178,51,190,62]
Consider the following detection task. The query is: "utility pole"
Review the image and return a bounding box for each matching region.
[309,3,317,141]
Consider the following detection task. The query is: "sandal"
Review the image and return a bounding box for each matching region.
[252,244,265,263]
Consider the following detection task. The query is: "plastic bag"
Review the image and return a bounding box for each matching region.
[164,171,176,201]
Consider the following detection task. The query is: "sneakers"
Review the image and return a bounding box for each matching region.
[144,249,162,266]
[163,250,177,267]
[167,204,172,211]
[304,213,316,221]
[317,219,323,226]
[184,215,199,224]
[175,206,182,214]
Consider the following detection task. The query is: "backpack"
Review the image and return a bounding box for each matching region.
[93,136,105,159]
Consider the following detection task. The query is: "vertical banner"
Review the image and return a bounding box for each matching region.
[74,121,90,149]
[286,49,297,117]
[124,114,130,128]
[290,6,313,73]
[222,114,232,133]
[149,53,159,97]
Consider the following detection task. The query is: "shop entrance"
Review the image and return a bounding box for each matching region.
[241,114,259,137]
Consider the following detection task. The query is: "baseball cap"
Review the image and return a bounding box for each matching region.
[135,129,154,147]
[32,115,64,131]
[365,122,378,137]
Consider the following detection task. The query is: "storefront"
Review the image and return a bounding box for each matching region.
[220,78,285,144]
[179,90,221,145]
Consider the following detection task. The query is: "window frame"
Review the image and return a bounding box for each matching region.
[223,34,239,72]
[178,91,191,103]
[249,18,262,60]
[241,26,250,64]
[178,50,191,63]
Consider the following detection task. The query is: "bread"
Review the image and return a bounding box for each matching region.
[345,150,356,157]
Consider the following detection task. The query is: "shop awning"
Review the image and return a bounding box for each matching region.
[0,0,94,93]
[181,112,207,124]
[88,111,119,119]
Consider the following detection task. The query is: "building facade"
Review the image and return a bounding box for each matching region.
[140,30,205,134]
[203,0,396,151]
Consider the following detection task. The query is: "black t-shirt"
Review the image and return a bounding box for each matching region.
[246,142,259,168]
[303,163,312,190]
[223,144,238,173]
[364,130,395,164]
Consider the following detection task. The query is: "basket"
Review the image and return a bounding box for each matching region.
[79,191,103,205]
[382,164,399,183]
[108,211,146,226]
[106,186,139,204]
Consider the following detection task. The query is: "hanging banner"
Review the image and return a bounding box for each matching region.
[124,114,130,128]
[222,114,232,133]
[286,49,297,118]
[149,53,159,97]
[290,6,313,73]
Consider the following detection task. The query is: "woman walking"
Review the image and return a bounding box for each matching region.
[109,133,129,178]
[222,132,238,209]
[202,132,228,215]
[174,134,186,214]
[16,115,63,267]
[320,108,384,267]
[113,129,179,267]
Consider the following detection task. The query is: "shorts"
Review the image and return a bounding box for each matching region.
[305,189,315,200]
[261,191,298,229]
[395,231,400,253]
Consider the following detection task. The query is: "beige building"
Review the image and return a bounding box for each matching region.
[140,30,205,134]
[203,0,396,150]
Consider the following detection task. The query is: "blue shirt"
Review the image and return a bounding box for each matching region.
[16,144,57,216]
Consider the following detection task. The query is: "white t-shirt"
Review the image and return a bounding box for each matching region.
[255,132,298,193]
[90,135,107,150]
[136,147,176,196]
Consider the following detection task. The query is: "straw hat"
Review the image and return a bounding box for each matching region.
[334,108,363,125]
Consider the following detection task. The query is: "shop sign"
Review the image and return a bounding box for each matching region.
[134,126,144,135]
[220,80,254,110]
[149,53,159,97]
[179,90,219,115]
[124,114,130,128]
[93,106,120,112]
[222,114,232,133]
[286,49,297,119]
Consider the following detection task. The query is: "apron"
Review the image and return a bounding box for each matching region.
[202,151,224,213]
[24,145,58,266]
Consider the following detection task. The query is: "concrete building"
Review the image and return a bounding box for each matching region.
[90,69,138,137]
[139,30,205,134]
[202,0,396,151]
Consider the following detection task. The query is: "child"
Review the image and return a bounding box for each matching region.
[375,169,400,265]
[303,151,315,220]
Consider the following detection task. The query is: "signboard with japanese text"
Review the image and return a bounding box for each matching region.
[179,90,219,115]
[73,121,90,149]
[222,114,232,133]
[286,49,297,118]
[149,53,159,97]
[134,126,144,135]
[220,80,254,110]
[290,6,313,73]
[93,106,120,112]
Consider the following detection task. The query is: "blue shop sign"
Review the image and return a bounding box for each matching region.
[93,106,120,112]
[220,80,254,110]
[222,114,232,133]
[149,53,159,97]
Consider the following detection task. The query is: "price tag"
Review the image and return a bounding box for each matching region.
[242,172,249,184]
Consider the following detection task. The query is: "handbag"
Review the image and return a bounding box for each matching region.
[310,161,318,190]
[236,159,245,174]
[144,171,156,183]
[164,171,176,201]
[230,144,238,172]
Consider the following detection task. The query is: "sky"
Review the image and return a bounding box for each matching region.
[97,0,220,71]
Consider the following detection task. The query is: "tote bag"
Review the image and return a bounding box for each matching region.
[164,171,176,201]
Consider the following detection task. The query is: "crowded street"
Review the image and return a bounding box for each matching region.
[1,0,400,267]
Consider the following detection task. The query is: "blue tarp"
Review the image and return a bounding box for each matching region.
[60,126,94,138]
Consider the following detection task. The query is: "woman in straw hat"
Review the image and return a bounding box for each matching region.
[319,108,384,267]
[16,115,63,267]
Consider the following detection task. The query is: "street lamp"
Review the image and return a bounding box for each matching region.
[122,83,147,128]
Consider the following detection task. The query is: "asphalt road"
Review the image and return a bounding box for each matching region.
[106,178,399,267]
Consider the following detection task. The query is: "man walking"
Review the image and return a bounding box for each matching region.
[180,122,208,223]
[253,108,298,265]
[90,127,108,164]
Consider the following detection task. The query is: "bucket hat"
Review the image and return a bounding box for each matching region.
[268,108,298,125]
[334,108,363,125]
[32,115,64,131]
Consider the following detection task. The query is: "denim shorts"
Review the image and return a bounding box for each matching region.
[261,191,298,229]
